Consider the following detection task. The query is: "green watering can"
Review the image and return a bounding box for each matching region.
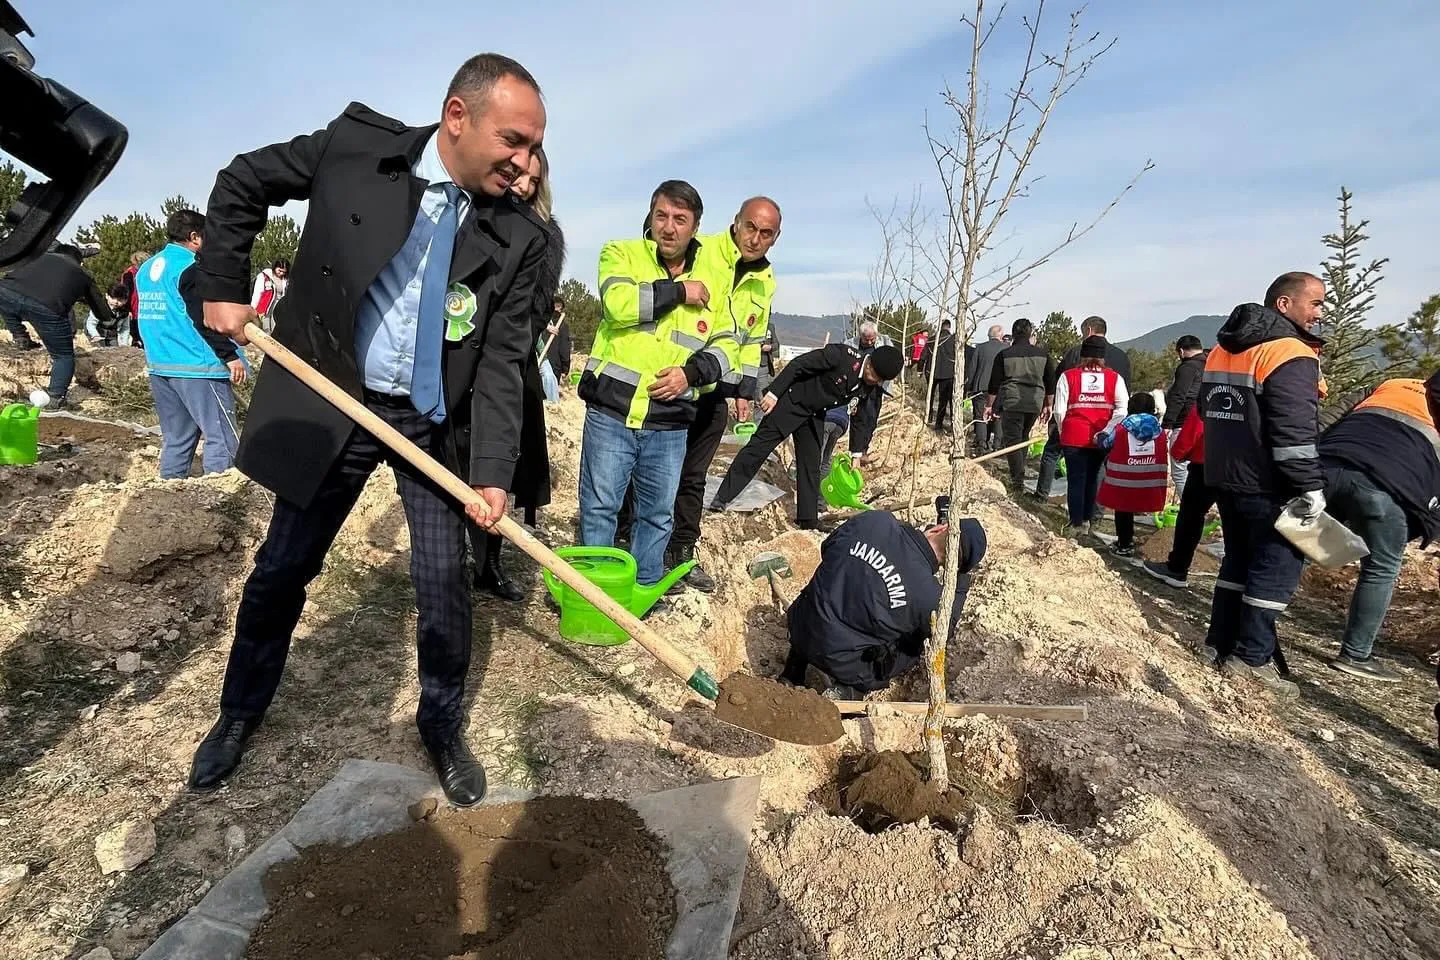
[821,452,870,511]
[542,546,694,646]
[732,421,756,444]
[0,403,40,466]
[1025,438,1064,476]
[1152,503,1221,538]
[569,371,582,386]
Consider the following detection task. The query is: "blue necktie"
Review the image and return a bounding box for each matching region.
[412,184,459,423]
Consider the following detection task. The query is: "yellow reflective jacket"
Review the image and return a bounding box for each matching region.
[580,236,733,429]
[697,228,776,400]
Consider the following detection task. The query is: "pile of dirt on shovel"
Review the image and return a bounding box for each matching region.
[246,797,678,960]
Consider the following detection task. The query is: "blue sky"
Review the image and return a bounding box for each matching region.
[18,0,1440,339]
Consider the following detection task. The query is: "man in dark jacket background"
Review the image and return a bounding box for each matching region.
[1200,272,1326,699]
[1161,334,1207,497]
[189,54,549,807]
[1317,372,1440,683]
[1035,315,1130,500]
[922,318,958,432]
[0,244,115,405]
[985,317,1056,488]
[781,510,987,696]
[965,323,1006,452]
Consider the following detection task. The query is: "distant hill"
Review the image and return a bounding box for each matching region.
[771,312,851,347]
[1115,316,1225,354]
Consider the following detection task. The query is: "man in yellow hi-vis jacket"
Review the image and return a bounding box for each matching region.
[665,197,781,592]
[577,180,732,587]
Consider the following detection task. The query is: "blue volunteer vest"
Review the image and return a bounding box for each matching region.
[136,243,230,379]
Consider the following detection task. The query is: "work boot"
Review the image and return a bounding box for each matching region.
[1141,559,1189,590]
[188,714,262,791]
[1220,657,1299,699]
[1329,654,1402,684]
[1110,543,1137,560]
[474,534,524,602]
[667,543,715,594]
[423,734,487,807]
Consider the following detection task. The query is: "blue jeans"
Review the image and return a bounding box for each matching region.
[1063,446,1107,526]
[578,407,688,585]
[1325,464,1408,660]
[1206,492,1305,667]
[149,375,239,479]
[0,285,76,399]
[540,359,559,402]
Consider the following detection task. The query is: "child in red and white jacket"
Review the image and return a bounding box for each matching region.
[1096,392,1168,559]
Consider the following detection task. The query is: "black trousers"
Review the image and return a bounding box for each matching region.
[713,398,825,524]
[929,378,956,430]
[1205,491,1305,667]
[1000,410,1038,482]
[1167,461,1215,576]
[1114,512,1135,548]
[670,392,729,552]
[220,396,473,745]
[849,389,882,455]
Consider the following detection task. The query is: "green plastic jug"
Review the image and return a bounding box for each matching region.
[542,546,693,646]
[732,421,756,444]
[569,371,582,386]
[821,452,870,511]
[0,403,40,466]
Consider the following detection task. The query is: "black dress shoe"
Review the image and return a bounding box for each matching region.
[424,736,487,807]
[188,714,261,792]
[475,565,525,602]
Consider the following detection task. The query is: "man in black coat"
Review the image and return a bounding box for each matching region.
[709,343,903,529]
[922,319,958,431]
[1161,334,1207,497]
[189,54,549,807]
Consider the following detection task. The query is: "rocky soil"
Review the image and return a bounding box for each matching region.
[0,347,1436,960]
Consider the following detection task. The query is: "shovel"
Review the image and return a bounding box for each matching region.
[242,324,843,745]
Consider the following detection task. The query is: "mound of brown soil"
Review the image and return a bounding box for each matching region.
[713,672,844,745]
[832,751,973,833]
[246,797,677,960]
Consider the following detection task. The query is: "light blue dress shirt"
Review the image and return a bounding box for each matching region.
[354,133,472,395]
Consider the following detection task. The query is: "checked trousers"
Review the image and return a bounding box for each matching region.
[219,394,473,746]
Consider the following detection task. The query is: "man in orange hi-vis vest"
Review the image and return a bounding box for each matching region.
[1199,271,1326,699]
[1317,372,1440,684]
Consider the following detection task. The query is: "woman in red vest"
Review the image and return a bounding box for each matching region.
[1054,336,1128,535]
[1097,392,1169,558]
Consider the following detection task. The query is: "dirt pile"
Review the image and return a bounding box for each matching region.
[248,797,676,960]
[713,671,844,745]
[823,750,973,833]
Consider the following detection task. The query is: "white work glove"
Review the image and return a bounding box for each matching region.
[1291,490,1326,522]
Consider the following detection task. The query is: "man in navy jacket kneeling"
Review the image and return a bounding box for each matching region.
[781,508,987,696]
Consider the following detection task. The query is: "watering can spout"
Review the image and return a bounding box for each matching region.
[631,560,695,615]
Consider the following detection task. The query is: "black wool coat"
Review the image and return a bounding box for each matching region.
[194,102,548,508]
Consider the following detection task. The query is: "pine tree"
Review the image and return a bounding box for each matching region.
[1379,294,1440,378]
[1318,187,1385,401]
[1035,310,1078,361]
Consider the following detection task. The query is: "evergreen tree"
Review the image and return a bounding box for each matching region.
[557,277,602,351]
[1318,187,1385,401]
[0,161,27,245]
[1379,294,1440,378]
[250,214,301,283]
[1036,310,1079,360]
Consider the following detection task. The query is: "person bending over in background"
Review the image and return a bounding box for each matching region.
[0,243,115,408]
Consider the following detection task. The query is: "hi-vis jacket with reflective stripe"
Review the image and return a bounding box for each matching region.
[580,236,733,430]
[1201,303,1325,497]
[697,228,775,400]
[1320,376,1440,545]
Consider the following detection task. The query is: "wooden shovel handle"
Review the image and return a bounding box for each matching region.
[242,323,717,700]
[833,700,1088,722]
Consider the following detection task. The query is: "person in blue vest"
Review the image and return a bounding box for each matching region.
[135,209,248,479]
